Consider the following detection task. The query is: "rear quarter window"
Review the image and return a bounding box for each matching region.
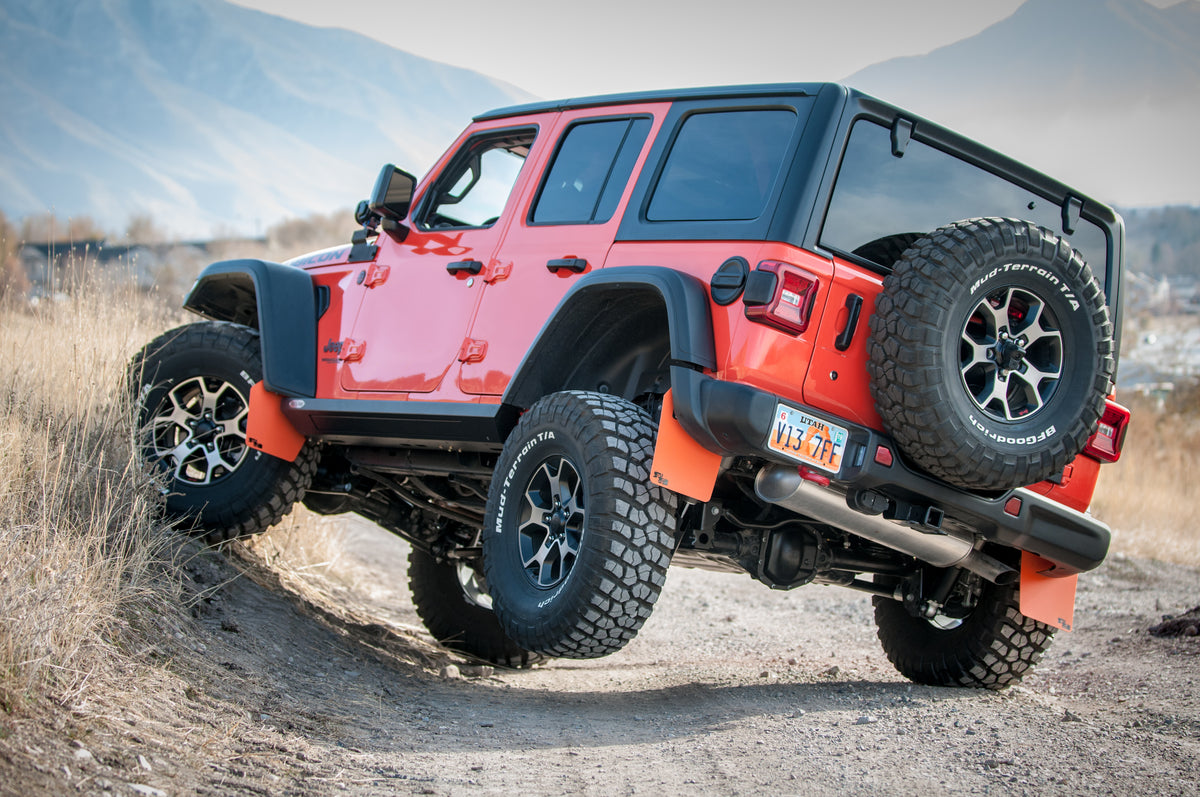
[647,109,797,222]
[820,120,1109,292]
[532,117,651,225]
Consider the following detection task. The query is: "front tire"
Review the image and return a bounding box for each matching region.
[408,548,538,667]
[482,391,677,659]
[130,322,316,541]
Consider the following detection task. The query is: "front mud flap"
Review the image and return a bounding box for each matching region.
[650,390,723,502]
[246,382,306,462]
[1019,552,1078,632]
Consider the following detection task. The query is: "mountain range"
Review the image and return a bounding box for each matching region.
[845,0,1200,208]
[0,0,532,237]
[1,0,1197,238]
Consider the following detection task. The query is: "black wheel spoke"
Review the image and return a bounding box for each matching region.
[145,375,250,486]
[960,286,1065,422]
[518,456,586,588]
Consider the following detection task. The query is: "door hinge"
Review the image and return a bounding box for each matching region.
[484,261,512,284]
[337,339,366,362]
[457,338,488,363]
[364,263,390,288]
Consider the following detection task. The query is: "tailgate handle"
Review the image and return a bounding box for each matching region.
[447,259,484,276]
[547,257,588,274]
[834,294,864,352]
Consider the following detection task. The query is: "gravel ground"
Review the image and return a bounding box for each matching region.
[3,518,1198,796]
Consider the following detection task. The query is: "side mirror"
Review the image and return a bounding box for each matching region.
[368,164,417,221]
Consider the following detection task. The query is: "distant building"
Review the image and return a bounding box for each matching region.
[17,237,265,298]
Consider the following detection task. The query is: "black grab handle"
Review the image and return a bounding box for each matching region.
[834,294,864,351]
[446,259,483,275]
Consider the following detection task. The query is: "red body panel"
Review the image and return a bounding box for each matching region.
[336,112,554,399]
[459,105,670,395]
[1023,455,1102,513]
[803,258,885,430]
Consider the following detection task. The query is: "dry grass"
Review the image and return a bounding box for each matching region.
[0,268,183,712]
[1092,384,1200,566]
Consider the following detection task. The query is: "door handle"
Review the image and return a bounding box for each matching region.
[834,294,864,352]
[547,258,588,274]
[447,259,483,275]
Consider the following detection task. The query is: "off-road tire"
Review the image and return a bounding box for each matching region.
[868,217,1114,490]
[481,391,677,659]
[131,322,316,541]
[873,579,1055,689]
[408,549,538,667]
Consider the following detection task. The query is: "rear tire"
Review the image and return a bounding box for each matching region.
[130,322,316,541]
[482,391,676,659]
[873,578,1055,689]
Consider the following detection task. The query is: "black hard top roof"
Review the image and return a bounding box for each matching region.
[474,82,842,122]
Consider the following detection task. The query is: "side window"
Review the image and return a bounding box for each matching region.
[532,117,651,225]
[647,109,796,222]
[417,128,536,229]
[820,119,1109,289]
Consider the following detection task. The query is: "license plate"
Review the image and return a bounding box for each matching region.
[767,404,849,474]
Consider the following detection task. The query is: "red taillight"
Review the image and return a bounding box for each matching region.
[744,260,819,335]
[1083,400,1130,463]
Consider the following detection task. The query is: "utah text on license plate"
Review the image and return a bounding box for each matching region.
[767,405,848,473]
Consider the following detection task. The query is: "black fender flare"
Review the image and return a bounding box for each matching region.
[501,266,717,411]
[183,259,317,397]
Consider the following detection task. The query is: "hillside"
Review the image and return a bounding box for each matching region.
[846,0,1200,208]
[1123,205,1200,278]
[0,0,533,237]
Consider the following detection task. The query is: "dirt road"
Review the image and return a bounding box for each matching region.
[6,518,1200,795]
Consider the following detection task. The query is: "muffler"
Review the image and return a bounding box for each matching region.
[753,465,1016,584]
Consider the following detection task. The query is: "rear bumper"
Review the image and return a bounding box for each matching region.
[669,366,1110,575]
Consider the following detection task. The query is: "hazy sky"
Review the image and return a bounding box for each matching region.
[227,0,1186,99]
[224,0,1036,98]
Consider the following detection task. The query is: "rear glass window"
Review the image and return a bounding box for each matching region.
[647,109,797,222]
[821,120,1109,290]
[532,117,651,225]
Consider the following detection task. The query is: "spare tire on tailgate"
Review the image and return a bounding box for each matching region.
[867,217,1115,491]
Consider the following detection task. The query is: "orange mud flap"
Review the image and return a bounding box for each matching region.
[650,389,723,502]
[245,382,306,462]
[1019,552,1078,632]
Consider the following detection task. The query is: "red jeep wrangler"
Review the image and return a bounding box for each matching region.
[134,83,1129,689]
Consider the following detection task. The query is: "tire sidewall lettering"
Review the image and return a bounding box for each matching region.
[967,414,1057,447]
[491,427,577,611]
[968,262,1082,313]
[494,430,558,538]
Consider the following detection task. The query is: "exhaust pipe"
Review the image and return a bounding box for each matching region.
[753,465,1016,585]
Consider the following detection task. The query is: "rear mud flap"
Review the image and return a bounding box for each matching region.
[650,390,722,502]
[1019,552,1078,632]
